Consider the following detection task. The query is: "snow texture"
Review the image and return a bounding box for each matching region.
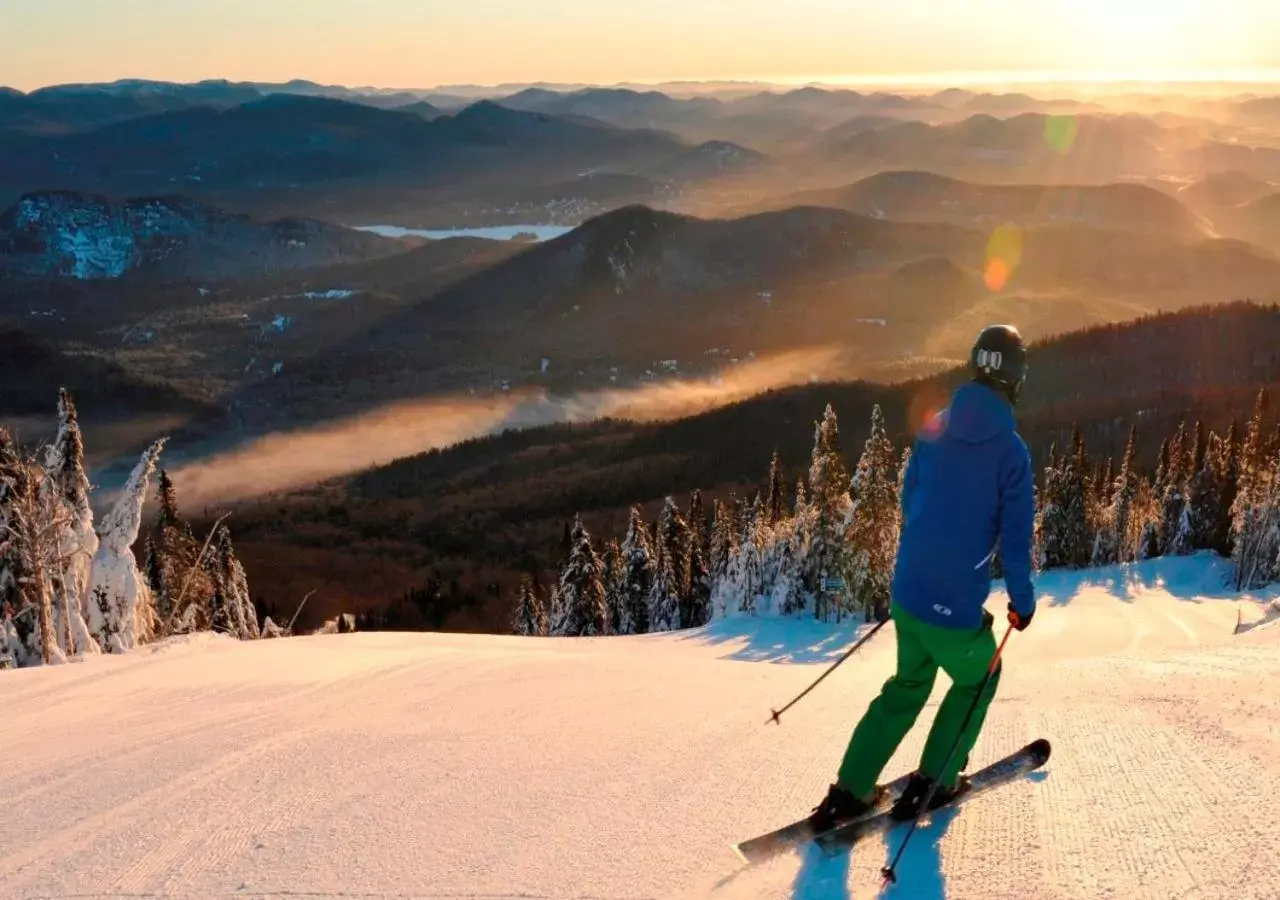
[3,553,1280,899]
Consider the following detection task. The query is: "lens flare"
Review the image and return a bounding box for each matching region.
[984,224,1023,292]
[1044,115,1078,153]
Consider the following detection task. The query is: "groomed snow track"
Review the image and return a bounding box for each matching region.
[3,554,1280,900]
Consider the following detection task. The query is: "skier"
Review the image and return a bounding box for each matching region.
[809,323,1037,831]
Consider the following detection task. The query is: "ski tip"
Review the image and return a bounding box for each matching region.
[730,844,750,866]
[1028,737,1052,762]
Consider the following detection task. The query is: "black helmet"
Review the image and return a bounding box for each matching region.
[970,324,1028,403]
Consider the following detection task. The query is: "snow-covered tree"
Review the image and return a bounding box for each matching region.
[648,497,689,631]
[1159,419,1193,556]
[2,450,69,665]
[42,389,96,655]
[151,469,212,634]
[0,428,22,615]
[205,524,259,641]
[512,576,548,636]
[766,450,786,525]
[1187,428,1233,554]
[1231,390,1271,585]
[1094,426,1140,566]
[686,491,711,627]
[733,499,766,615]
[805,405,853,620]
[601,537,624,633]
[841,405,899,619]
[551,515,608,636]
[618,506,654,635]
[86,438,165,652]
[1035,443,1071,570]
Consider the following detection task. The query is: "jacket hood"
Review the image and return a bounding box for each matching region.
[944,381,1015,444]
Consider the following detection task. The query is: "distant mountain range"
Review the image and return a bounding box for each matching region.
[782,171,1210,239]
[0,92,763,221]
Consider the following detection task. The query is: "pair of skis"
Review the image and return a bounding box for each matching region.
[731,738,1051,866]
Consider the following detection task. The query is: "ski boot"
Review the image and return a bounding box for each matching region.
[888,771,972,822]
[808,782,881,834]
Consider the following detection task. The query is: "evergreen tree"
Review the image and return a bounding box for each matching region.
[1094,427,1139,565]
[3,452,63,665]
[1191,420,1207,477]
[1159,418,1192,556]
[841,405,900,619]
[551,515,608,636]
[1231,390,1270,586]
[151,469,208,634]
[733,499,766,615]
[766,450,786,524]
[686,493,711,627]
[805,405,853,619]
[0,428,22,615]
[601,537,624,633]
[1218,419,1242,555]
[1035,443,1071,570]
[707,500,733,589]
[512,576,548,636]
[648,498,688,631]
[1062,426,1093,568]
[42,388,97,655]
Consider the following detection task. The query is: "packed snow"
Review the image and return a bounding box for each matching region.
[353,223,574,241]
[4,553,1280,900]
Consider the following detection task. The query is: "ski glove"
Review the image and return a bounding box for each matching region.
[1007,603,1034,631]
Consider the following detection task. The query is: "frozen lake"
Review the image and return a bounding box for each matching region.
[354,224,575,241]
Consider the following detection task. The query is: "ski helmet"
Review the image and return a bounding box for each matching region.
[969,324,1028,403]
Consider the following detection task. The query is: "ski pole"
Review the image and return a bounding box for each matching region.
[767,617,888,726]
[881,618,1014,887]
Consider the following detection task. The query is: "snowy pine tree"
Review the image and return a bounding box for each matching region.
[1159,419,1192,556]
[1035,443,1071,570]
[0,428,22,615]
[766,450,786,525]
[686,492,711,627]
[841,405,899,619]
[551,515,608,636]
[1187,429,1231,554]
[1231,390,1271,586]
[204,524,259,641]
[1094,427,1140,565]
[512,576,548,636]
[2,451,66,665]
[601,537,625,633]
[734,499,766,615]
[805,405,852,620]
[649,497,689,630]
[42,389,97,656]
[86,439,165,652]
[151,470,212,634]
[619,506,654,635]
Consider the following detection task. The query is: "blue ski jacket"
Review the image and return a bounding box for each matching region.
[891,381,1036,630]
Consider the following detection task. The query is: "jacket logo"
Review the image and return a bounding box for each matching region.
[933,604,953,616]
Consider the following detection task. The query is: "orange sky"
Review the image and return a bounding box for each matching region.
[4,0,1279,91]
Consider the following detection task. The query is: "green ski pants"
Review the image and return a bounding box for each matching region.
[836,602,1001,798]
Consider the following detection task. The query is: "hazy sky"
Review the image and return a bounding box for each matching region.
[4,0,1279,91]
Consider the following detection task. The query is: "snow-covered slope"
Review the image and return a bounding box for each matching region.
[4,553,1280,900]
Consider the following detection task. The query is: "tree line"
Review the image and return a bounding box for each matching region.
[521,386,1280,635]
[1,389,266,668]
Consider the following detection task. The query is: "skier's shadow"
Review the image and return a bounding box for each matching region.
[787,811,956,900]
[789,771,1049,900]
